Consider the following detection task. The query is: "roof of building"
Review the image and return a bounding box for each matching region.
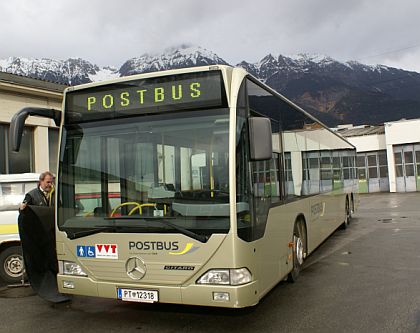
[0,71,68,93]
[336,125,385,138]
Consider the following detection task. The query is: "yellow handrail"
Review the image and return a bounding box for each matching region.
[129,203,157,215]
[110,202,141,217]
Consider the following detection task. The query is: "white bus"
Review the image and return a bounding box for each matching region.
[0,173,39,283]
[10,65,357,307]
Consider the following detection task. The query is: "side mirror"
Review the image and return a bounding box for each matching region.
[248,117,273,161]
[10,107,61,152]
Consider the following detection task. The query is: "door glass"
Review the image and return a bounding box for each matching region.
[358,168,366,180]
[405,164,414,177]
[394,152,402,165]
[356,155,365,167]
[395,165,403,177]
[379,166,388,178]
[368,167,378,178]
[367,155,377,167]
[404,151,414,164]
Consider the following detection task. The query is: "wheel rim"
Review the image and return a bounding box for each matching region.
[295,236,304,266]
[4,254,24,278]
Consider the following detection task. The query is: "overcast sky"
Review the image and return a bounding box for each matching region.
[1,0,420,72]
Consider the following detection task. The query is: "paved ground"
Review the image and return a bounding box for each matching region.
[1,192,420,332]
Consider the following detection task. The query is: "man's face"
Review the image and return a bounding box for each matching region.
[40,175,54,193]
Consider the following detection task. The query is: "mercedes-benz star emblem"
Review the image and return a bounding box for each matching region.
[125,256,147,280]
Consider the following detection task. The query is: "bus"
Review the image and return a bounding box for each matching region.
[0,173,39,283]
[10,65,357,307]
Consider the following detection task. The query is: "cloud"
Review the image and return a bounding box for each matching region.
[1,0,420,71]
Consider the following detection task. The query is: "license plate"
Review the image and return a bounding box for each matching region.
[117,288,158,303]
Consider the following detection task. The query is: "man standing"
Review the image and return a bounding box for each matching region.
[17,170,69,303]
[19,171,54,210]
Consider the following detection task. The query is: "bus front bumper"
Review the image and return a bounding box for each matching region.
[57,274,259,308]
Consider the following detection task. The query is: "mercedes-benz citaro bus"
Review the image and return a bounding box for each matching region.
[10,65,357,307]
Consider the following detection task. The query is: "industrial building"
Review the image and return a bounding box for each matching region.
[0,72,66,174]
[338,118,420,193]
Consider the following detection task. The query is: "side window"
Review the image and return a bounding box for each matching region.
[252,153,280,201]
[0,181,37,211]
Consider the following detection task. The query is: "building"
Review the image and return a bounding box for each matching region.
[338,118,420,193]
[0,72,67,174]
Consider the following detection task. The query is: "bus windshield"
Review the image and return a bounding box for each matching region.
[58,110,232,241]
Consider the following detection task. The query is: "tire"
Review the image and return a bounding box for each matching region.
[0,246,24,283]
[350,196,355,218]
[288,220,306,283]
[340,198,351,230]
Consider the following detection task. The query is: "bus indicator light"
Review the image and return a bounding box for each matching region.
[213,292,230,302]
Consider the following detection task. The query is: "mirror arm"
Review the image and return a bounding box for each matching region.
[9,107,62,152]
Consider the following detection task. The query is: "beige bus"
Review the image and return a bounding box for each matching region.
[10,65,357,307]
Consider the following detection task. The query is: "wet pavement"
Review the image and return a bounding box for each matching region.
[1,192,420,333]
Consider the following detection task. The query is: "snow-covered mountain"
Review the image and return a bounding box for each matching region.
[119,45,229,76]
[0,46,226,85]
[0,57,118,85]
[1,45,420,126]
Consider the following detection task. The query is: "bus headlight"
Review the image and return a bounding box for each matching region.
[197,268,252,285]
[59,260,88,277]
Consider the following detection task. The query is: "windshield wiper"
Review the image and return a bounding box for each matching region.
[67,226,118,240]
[147,218,208,243]
[67,225,148,240]
[66,219,208,242]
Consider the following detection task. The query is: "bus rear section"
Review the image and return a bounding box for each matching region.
[0,173,39,283]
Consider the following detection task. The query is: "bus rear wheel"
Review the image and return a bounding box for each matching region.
[340,198,351,230]
[288,220,306,283]
[0,246,24,283]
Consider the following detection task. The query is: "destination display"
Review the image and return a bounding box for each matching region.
[65,71,226,123]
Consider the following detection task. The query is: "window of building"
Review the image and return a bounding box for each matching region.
[0,124,33,174]
[48,128,59,173]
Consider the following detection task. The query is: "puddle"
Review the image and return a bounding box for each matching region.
[378,218,393,223]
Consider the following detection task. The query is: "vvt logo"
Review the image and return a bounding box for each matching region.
[95,244,118,259]
[77,244,118,259]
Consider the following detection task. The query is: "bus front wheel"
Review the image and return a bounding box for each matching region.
[288,220,306,283]
[0,245,24,283]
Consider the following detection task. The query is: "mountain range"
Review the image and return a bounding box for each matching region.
[1,45,420,127]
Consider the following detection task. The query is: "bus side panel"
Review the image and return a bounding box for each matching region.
[256,199,307,298]
[307,193,346,255]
